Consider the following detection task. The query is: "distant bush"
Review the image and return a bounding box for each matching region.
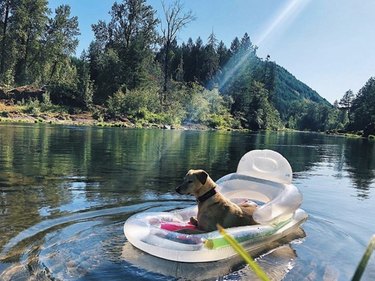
[105,82,233,128]
[24,99,41,115]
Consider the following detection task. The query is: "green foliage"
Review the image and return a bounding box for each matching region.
[90,0,159,103]
[3,1,372,133]
[107,86,161,118]
[105,82,234,128]
[244,81,281,130]
[24,99,41,115]
[339,89,355,109]
[349,77,375,131]
[273,65,331,120]
[0,1,79,86]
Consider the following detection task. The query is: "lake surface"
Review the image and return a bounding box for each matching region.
[0,123,374,280]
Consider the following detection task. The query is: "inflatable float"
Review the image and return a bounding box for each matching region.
[124,149,308,262]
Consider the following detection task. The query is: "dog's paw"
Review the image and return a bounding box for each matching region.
[190,216,198,226]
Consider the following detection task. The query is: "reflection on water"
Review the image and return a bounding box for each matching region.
[0,124,375,280]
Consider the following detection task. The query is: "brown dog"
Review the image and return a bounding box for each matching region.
[175,169,257,232]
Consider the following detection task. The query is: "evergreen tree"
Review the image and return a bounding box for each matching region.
[202,31,219,87]
[262,55,276,97]
[245,81,281,130]
[240,32,252,51]
[350,77,375,131]
[229,37,240,55]
[181,38,194,82]
[191,37,204,82]
[339,89,354,109]
[217,40,230,69]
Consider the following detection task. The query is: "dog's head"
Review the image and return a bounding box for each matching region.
[175,169,212,197]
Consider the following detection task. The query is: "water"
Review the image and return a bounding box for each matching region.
[0,123,374,280]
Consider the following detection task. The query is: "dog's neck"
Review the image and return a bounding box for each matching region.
[197,187,217,203]
[195,178,218,203]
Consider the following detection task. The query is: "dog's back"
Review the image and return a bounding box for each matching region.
[198,192,257,231]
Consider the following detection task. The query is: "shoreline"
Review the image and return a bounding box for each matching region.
[0,102,373,139]
[0,108,216,131]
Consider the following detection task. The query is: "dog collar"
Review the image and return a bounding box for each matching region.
[197,188,217,203]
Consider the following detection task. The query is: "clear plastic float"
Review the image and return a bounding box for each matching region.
[124,149,308,262]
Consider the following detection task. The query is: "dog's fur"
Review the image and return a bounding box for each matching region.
[176,169,258,232]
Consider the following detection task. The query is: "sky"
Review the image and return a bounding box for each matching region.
[48,0,375,104]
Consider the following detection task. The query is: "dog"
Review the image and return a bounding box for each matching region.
[175,169,258,232]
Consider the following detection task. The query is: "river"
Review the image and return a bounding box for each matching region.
[0,123,374,280]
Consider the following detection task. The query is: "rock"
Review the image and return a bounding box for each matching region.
[3,85,45,102]
[163,124,171,130]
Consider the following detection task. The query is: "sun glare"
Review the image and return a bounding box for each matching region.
[218,0,311,89]
[255,0,311,47]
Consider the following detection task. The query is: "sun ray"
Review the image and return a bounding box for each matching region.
[218,0,311,89]
[255,0,311,46]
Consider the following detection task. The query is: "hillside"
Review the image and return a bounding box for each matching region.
[273,65,332,119]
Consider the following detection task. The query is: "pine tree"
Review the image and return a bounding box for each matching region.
[202,31,219,87]
[217,40,229,69]
[339,89,354,109]
[229,37,240,56]
[350,78,375,130]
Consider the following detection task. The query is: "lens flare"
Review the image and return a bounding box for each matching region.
[217,0,311,89]
[255,0,311,47]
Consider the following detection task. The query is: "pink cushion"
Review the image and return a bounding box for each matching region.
[160,222,197,232]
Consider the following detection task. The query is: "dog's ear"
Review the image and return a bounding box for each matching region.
[195,170,208,185]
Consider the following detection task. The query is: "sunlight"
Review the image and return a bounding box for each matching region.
[254,0,311,46]
[218,0,311,89]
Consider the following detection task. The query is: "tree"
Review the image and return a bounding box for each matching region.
[350,77,375,131]
[262,55,276,97]
[240,32,252,51]
[0,0,12,81]
[339,89,354,109]
[44,5,80,81]
[245,81,281,130]
[160,0,195,99]
[12,0,49,84]
[90,0,159,102]
[109,0,158,49]
[217,40,230,69]
[229,37,240,56]
[202,31,219,87]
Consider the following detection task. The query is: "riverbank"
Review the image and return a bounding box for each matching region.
[0,101,212,130]
[1,101,374,139]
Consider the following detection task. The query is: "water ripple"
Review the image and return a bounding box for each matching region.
[1,201,186,256]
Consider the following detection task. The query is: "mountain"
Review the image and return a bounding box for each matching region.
[273,64,332,119]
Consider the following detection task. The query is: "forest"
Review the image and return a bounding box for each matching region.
[0,0,374,135]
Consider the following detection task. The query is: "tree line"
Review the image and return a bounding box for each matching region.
[0,0,374,134]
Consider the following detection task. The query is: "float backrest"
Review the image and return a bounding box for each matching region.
[236,149,292,184]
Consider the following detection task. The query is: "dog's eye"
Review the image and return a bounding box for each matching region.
[187,180,193,183]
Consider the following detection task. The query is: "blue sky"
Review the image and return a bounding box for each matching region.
[48,0,375,104]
